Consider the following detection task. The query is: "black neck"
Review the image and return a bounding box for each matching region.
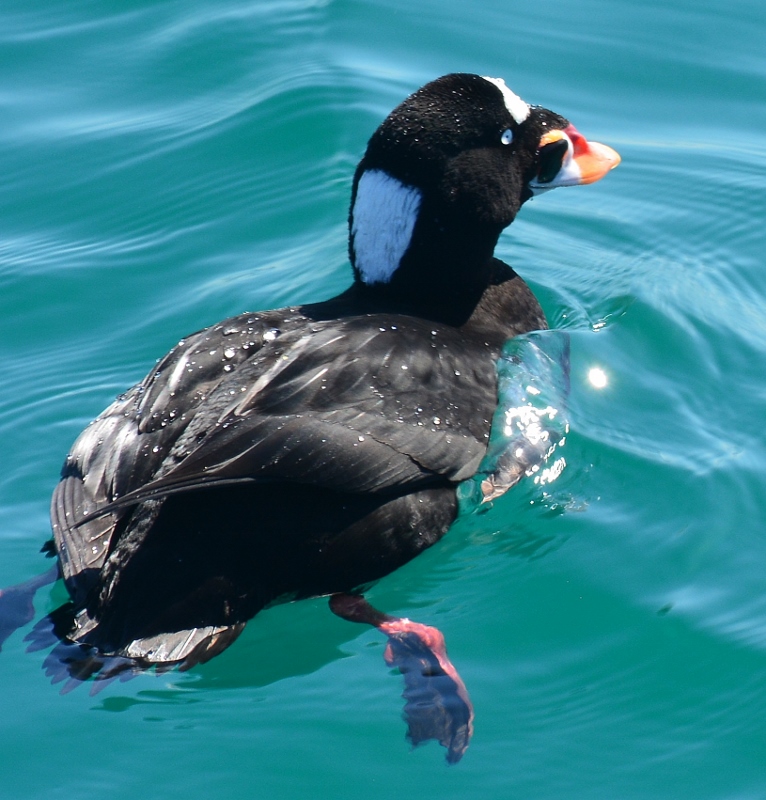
[302,257,547,349]
[350,202,505,326]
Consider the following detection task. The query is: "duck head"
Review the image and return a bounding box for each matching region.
[349,73,619,300]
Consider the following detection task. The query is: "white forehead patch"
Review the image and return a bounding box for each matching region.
[482,76,530,125]
[351,169,422,285]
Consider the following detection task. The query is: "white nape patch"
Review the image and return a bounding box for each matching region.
[482,76,530,125]
[351,169,422,285]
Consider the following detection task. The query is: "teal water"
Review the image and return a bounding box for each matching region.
[2,0,766,797]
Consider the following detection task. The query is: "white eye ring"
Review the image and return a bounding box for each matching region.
[501,128,514,145]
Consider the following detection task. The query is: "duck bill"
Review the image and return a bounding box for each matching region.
[530,124,620,194]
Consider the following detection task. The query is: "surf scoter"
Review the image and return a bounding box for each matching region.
[7,73,620,761]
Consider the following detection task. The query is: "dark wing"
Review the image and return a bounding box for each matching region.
[50,312,499,671]
[82,315,499,516]
[50,307,309,603]
[52,312,499,588]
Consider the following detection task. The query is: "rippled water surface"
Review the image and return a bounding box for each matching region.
[2,0,766,797]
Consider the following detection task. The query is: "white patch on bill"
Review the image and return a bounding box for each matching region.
[528,133,583,194]
[351,169,422,284]
[482,76,530,125]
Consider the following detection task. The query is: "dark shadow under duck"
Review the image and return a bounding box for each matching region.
[1,73,619,763]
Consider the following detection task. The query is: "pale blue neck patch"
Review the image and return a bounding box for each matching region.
[351,169,422,284]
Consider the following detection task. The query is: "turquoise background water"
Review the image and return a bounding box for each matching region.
[2,0,766,797]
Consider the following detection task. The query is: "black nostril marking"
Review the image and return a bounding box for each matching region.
[537,138,569,183]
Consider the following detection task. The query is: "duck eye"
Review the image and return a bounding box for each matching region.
[500,128,514,146]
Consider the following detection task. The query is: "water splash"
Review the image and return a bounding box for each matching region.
[458,330,570,513]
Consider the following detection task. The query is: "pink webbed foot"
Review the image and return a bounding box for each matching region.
[330,593,474,764]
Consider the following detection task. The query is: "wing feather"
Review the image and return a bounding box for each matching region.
[52,312,498,597]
